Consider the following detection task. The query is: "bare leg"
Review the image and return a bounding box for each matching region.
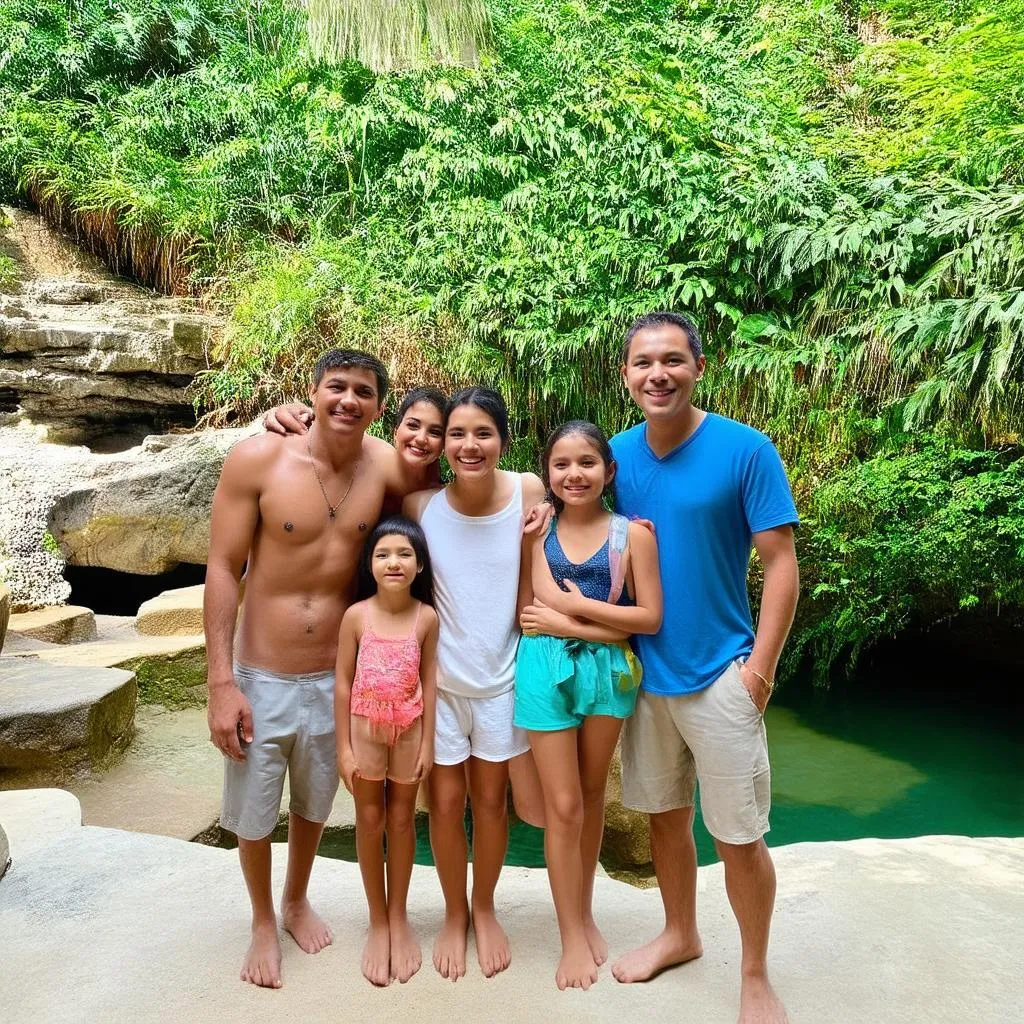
[281,811,332,954]
[611,806,703,983]
[386,780,423,983]
[428,763,470,981]
[509,749,546,828]
[716,839,788,1024]
[577,716,623,966]
[354,778,391,986]
[467,756,513,978]
[238,834,282,988]
[529,729,597,990]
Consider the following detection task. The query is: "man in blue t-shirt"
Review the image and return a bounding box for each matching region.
[608,312,799,1024]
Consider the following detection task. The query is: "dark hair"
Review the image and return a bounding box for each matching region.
[620,311,703,364]
[356,516,434,606]
[541,420,615,512]
[444,386,510,450]
[396,386,447,426]
[313,348,389,403]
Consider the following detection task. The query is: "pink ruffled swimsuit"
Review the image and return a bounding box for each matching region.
[350,604,423,746]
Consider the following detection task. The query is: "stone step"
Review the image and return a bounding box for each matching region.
[0,788,82,860]
[135,584,205,636]
[0,659,136,768]
[15,632,204,670]
[6,605,96,645]
[23,280,105,305]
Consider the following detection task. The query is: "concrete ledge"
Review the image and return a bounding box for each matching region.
[0,828,1019,1023]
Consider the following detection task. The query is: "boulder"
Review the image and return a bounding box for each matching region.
[6,605,96,644]
[48,427,249,574]
[0,581,9,653]
[601,746,651,867]
[135,584,205,636]
[0,659,136,768]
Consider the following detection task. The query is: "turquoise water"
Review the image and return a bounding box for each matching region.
[313,668,1022,869]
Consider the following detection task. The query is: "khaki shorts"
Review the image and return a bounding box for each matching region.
[621,659,771,845]
[350,715,423,785]
[221,664,339,841]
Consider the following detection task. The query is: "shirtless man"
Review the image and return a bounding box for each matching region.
[205,348,403,989]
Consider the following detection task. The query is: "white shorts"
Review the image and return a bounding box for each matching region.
[434,688,530,765]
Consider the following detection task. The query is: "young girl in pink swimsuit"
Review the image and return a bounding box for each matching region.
[335,516,439,987]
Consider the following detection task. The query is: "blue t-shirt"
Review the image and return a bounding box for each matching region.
[610,413,799,696]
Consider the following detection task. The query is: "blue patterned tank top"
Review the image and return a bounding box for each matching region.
[544,518,633,605]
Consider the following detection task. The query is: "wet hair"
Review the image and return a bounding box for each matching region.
[620,311,703,364]
[396,386,447,426]
[356,516,434,606]
[312,348,389,403]
[444,386,510,451]
[541,420,615,512]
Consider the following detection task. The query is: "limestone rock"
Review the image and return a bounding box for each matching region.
[48,427,250,574]
[601,745,651,867]
[0,659,136,768]
[0,788,82,860]
[135,584,205,636]
[0,581,9,653]
[6,605,96,644]
[1,831,1021,1022]
[0,821,8,881]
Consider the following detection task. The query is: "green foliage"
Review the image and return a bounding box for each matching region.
[792,436,1024,679]
[2,0,1023,675]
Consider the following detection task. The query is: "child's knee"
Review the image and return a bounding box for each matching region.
[546,791,584,833]
[357,802,387,836]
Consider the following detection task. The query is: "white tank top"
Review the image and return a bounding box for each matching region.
[420,473,523,699]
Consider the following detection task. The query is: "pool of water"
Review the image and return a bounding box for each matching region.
[203,660,1023,871]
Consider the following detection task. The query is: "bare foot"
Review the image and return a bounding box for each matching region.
[739,973,789,1023]
[556,938,599,991]
[432,911,469,982]
[240,920,282,989]
[282,898,333,954]
[583,914,608,966]
[361,921,391,987]
[611,928,703,984]
[389,915,422,983]
[472,904,511,978]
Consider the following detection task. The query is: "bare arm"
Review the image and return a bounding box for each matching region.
[402,487,440,523]
[203,439,268,760]
[334,606,361,792]
[741,525,799,709]
[416,608,439,779]
[263,402,313,435]
[544,522,663,634]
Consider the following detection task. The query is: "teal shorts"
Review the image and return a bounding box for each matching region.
[514,634,642,731]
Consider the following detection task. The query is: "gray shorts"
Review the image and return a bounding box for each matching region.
[621,659,771,845]
[221,663,339,841]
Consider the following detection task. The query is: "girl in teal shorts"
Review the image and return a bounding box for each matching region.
[515,421,662,991]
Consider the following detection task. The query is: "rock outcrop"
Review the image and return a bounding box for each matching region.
[135,584,206,636]
[0,582,9,653]
[0,206,217,446]
[48,427,247,574]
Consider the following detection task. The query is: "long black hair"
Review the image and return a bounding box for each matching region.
[444,386,511,451]
[356,515,435,606]
[541,420,616,512]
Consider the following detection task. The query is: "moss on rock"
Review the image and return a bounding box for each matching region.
[124,648,207,710]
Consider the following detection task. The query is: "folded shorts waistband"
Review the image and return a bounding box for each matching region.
[234,662,334,684]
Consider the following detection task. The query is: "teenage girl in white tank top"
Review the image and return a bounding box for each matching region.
[403,386,546,982]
